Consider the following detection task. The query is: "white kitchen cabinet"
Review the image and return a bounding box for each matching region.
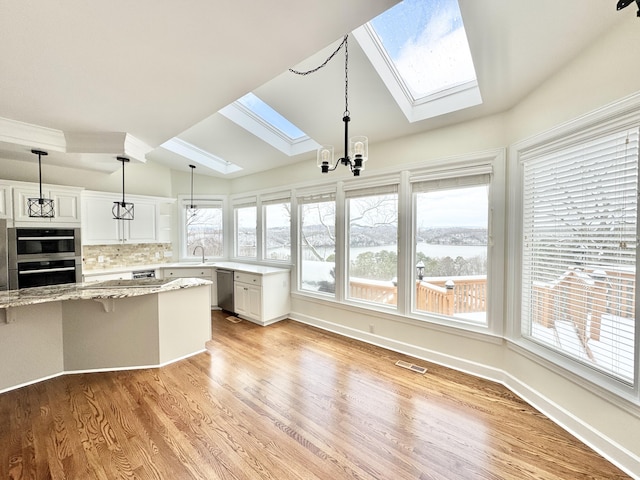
[161,267,216,308]
[82,192,160,244]
[126,201,157,243]
[0,183,12,219]
[13,184,82,225]
[233,270,290,326]
[234,280,261,320]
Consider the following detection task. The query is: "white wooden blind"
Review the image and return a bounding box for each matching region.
[521,127,639,384]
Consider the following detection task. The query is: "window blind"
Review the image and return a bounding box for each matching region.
[521,127,639,384]
[344,183,398,199]
[411,172,491,193]
[297,191,336,205]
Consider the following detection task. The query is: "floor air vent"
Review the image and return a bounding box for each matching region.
[395,360,427,374]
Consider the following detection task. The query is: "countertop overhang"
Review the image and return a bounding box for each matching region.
[0,277,212,309]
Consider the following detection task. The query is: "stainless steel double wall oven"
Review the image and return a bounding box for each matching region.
[8,226,82,289]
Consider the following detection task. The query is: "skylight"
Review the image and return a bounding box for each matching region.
[160,138,242,175]
[237,93,306,140]
[353,0,481,122]
[219,93,319,156]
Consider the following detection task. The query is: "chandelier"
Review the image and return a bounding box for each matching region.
[290,34,368,176]
[617,0,640,16]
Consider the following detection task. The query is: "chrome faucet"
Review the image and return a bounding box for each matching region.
[193,245,205,263]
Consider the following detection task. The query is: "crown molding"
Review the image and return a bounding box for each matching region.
[0,117,152,163]
[0,116,66,152]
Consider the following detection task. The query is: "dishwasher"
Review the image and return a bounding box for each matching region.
[216,269,234,313]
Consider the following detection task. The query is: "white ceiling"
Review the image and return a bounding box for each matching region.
[0,0,628,178]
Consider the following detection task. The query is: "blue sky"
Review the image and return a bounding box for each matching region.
[238,93,306,140]
[369,0,474,98]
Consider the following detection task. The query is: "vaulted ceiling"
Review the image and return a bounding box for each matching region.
[0,0,627,178]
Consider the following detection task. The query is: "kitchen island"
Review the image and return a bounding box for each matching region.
[0,278,212,392]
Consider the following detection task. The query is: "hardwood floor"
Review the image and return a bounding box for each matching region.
[0,310,631,479]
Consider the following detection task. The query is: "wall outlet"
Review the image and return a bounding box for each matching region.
[98,255,104,263]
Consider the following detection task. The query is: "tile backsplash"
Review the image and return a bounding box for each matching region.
[83,243,173,271]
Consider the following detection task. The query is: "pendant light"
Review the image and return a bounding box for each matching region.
[188,164,196,208]
[28,149,55,218]
[112,156,134,220]
[187,164,197,218]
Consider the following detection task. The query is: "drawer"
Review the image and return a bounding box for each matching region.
[234,271,262,286]
[163,268,213,279]
[83,271,133,283]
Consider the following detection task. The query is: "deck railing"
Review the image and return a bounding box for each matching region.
[349,275,488,316]
[532,267,635,342]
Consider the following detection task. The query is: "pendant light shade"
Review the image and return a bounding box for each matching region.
[112,156,134,220]
[28,149,55,218]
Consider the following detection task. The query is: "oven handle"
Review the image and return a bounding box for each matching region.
[17,236,75,241]
[19,267,76,275]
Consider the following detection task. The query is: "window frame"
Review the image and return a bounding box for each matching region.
[291,151,505,337]
[232,197,258,260]
[262,194,292,264]
[296,188,337,298]
[344,183,400,309]
[178,195,226,262]
[509,93,640,400]
[410,171,492,326]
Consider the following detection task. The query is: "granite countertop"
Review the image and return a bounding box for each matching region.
[0,278,212,309]
[84,261,291,277]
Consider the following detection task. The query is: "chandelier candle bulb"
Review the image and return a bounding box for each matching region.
[350,136,368,173]
[317,145,334,173]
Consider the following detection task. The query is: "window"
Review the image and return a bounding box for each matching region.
[521,127,639,385]
[263,198,291,262]
[346,185,398,306]
[299,192,336,294]
[234,202,257,258]
[182,199,224,259]
[412,170,490,324]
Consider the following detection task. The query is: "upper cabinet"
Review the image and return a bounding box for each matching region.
[81,191,173,245]
[12,183,82,226]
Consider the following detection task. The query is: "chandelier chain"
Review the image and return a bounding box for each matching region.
[288,34,348,76]
[289,34,350,116]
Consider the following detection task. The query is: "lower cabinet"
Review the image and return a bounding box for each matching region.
[234,281,261,320]
[161,267,217,308]
[233,270,290,325]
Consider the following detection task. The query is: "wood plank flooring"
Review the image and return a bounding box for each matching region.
[0,310,632,479]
